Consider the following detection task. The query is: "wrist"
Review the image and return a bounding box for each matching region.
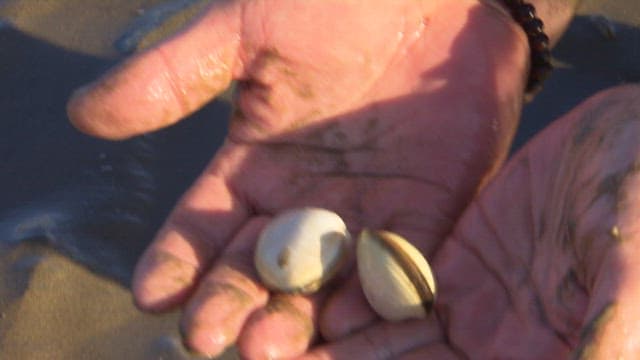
[479,0,552,94]
[482,0,578,45]
[455,1,532,98]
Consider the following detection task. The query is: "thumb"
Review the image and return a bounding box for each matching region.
[67,1,243,140]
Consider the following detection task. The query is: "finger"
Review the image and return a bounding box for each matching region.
[299,319,442,360]
[133,161,249,311]
[319,273,377,341]
[67,1,243,140]
[180,216,270,358]
[238,292,324,359]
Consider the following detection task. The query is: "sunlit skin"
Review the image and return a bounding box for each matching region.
[298,85,640,359]
[67,0,640,358]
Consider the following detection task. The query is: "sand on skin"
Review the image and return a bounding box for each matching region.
[0,0,638,359]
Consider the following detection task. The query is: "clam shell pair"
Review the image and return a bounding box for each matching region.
[254,207,437,321]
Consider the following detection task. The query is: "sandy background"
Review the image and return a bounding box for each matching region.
[0,0,638,359]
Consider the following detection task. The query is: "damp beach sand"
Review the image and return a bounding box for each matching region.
[0,0,638,358]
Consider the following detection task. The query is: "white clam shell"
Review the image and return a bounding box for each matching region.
[255,207,351,294]
[357,229,436,321]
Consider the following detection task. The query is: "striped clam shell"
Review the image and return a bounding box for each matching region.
[357,229,436,321]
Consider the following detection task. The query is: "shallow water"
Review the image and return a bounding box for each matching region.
[0,15,233,356]
[0,34,230,281]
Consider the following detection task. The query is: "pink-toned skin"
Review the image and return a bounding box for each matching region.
[302,85,640,359]
[67,0,640,358]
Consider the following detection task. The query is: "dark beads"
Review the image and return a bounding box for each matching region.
[524,18,544,33]
[513,4,536,23]
[500,0,553,94]
[529,32,550,51]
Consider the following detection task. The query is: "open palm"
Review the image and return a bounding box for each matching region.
[67,0,530,358]
[301,85,640,359]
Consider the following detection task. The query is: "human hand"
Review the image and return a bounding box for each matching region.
[300,86,640,359]
[67,0,530,357]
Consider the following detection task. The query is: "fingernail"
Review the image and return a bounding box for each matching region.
[181,322,231,359]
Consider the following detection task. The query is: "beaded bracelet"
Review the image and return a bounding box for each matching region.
[499,0,553,94]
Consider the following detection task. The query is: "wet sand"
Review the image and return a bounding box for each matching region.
[0,0,638,359]
[0,243,221,359]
